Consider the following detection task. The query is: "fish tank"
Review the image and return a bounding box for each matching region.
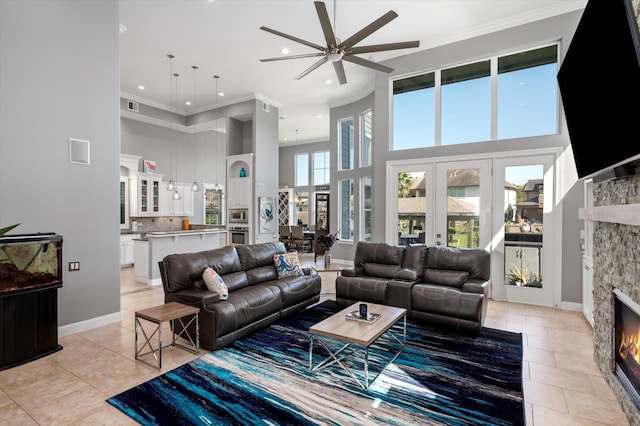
[0,233,62,295]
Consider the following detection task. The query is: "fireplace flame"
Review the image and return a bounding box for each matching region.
[619,330,640,364]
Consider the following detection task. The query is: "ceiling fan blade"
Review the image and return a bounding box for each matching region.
[260,26,326,51]
[314,1,337,47]
[294,56,329,80]
[332,61,347,85]
[349,41,420,55]
[343,55,394,74]
[339,10,398,49]
[260,53,325,62]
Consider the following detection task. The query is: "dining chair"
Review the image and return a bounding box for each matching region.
[279,225,292,250]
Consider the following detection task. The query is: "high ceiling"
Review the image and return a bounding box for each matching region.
[119,0,586,145]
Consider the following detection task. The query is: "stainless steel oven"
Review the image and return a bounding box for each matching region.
[228,226,249,246]
[229,209,248,223]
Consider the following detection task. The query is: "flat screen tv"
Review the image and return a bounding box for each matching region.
[557,0,640,181]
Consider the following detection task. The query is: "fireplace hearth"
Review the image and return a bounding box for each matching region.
[614,289,640,411]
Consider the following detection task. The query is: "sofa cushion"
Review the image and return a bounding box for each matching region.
[202,267,229,300]
[427,246,490,280]
[363,262,401,279]
[273,252,303,278]
[423,269,469,288]
[203,284,282,337]
[335,276,389,305]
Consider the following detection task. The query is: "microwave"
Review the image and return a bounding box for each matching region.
[229,209,248,223]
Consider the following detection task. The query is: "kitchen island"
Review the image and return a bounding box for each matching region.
[134,229,227,285]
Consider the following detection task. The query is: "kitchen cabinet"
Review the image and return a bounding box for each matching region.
[227,178,250,208]
[120,234,140,266]
[227,154,252,209]
[582,255,593,327]
[161,184,195,216]
[130,172,164,216]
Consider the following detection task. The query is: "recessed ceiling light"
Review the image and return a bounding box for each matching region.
[218,92,224,97]
[185,101,191,106]
[138,85,145,90]
[316,115,322,119]
[324,79,332,85]
[281,48,290,54]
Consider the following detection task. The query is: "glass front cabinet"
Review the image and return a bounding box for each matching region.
[129,172,164,216]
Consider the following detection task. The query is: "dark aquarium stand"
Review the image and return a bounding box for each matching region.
[0,233,63,370]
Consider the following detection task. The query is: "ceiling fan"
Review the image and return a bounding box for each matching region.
[259,1,420,85]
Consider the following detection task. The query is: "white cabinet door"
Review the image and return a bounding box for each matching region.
[120,234,140,266]
[228,178,250,208]
[161,184,194,216]
[182,187,195,216]
[131,173,164,216]
[582,256,594,327]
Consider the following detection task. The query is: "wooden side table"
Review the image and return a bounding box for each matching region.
[135,302,200,370]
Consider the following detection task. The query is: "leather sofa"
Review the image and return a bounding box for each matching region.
[335,241,490,332]
[158,241,321,350]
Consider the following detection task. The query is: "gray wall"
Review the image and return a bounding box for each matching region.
[0,0,121,327]
[253,100,280,242]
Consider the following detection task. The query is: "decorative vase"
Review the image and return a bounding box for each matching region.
[239,167,246,178]
[324,251,331,267]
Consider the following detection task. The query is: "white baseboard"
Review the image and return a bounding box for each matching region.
[58,311,122,337]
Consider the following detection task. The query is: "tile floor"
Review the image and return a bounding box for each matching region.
[0,254,630,425]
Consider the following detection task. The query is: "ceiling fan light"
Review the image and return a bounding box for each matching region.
[327,51,343,62]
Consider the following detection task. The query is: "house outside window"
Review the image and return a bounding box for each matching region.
[360,110,372,167]
[339,118,354,170]
[338,178,354,241]
[362,177,372,241]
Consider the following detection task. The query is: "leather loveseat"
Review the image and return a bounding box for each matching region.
[158,241,321,350]
[335,241,490,332]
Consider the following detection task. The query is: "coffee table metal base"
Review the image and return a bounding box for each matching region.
[309,317,406,389]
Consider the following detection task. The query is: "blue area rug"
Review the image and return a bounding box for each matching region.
[108,301,524,425]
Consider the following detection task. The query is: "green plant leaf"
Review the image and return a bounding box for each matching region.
[0,224,20,235]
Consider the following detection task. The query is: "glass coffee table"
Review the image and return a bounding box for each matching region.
[309,302,407,389]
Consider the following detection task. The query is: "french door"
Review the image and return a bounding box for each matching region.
[491,154,558,306]
[387,152,559,307]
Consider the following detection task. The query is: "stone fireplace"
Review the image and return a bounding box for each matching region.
[583,172,640,425]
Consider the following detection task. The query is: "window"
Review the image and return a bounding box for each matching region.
[497,45,558,139]
[392,45,558,150]
[338,179,353,240]
[339,118,354,170]
[313,151,330,185]
[393,73,435,150]
[362,177,372,241]
[295,153,308,186]
[441,61,491,145]
[360,110,372,167]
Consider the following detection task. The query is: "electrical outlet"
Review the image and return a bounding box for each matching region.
[69,261,80,271]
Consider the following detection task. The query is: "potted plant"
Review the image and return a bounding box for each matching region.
[507,264,528,286]
[317,232,337,267]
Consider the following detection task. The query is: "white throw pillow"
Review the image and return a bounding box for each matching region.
[202,267,229,300]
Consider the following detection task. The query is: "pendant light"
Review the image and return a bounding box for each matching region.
[166,54,176,192]
[172,71,182,201]
[190,65,200,192]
